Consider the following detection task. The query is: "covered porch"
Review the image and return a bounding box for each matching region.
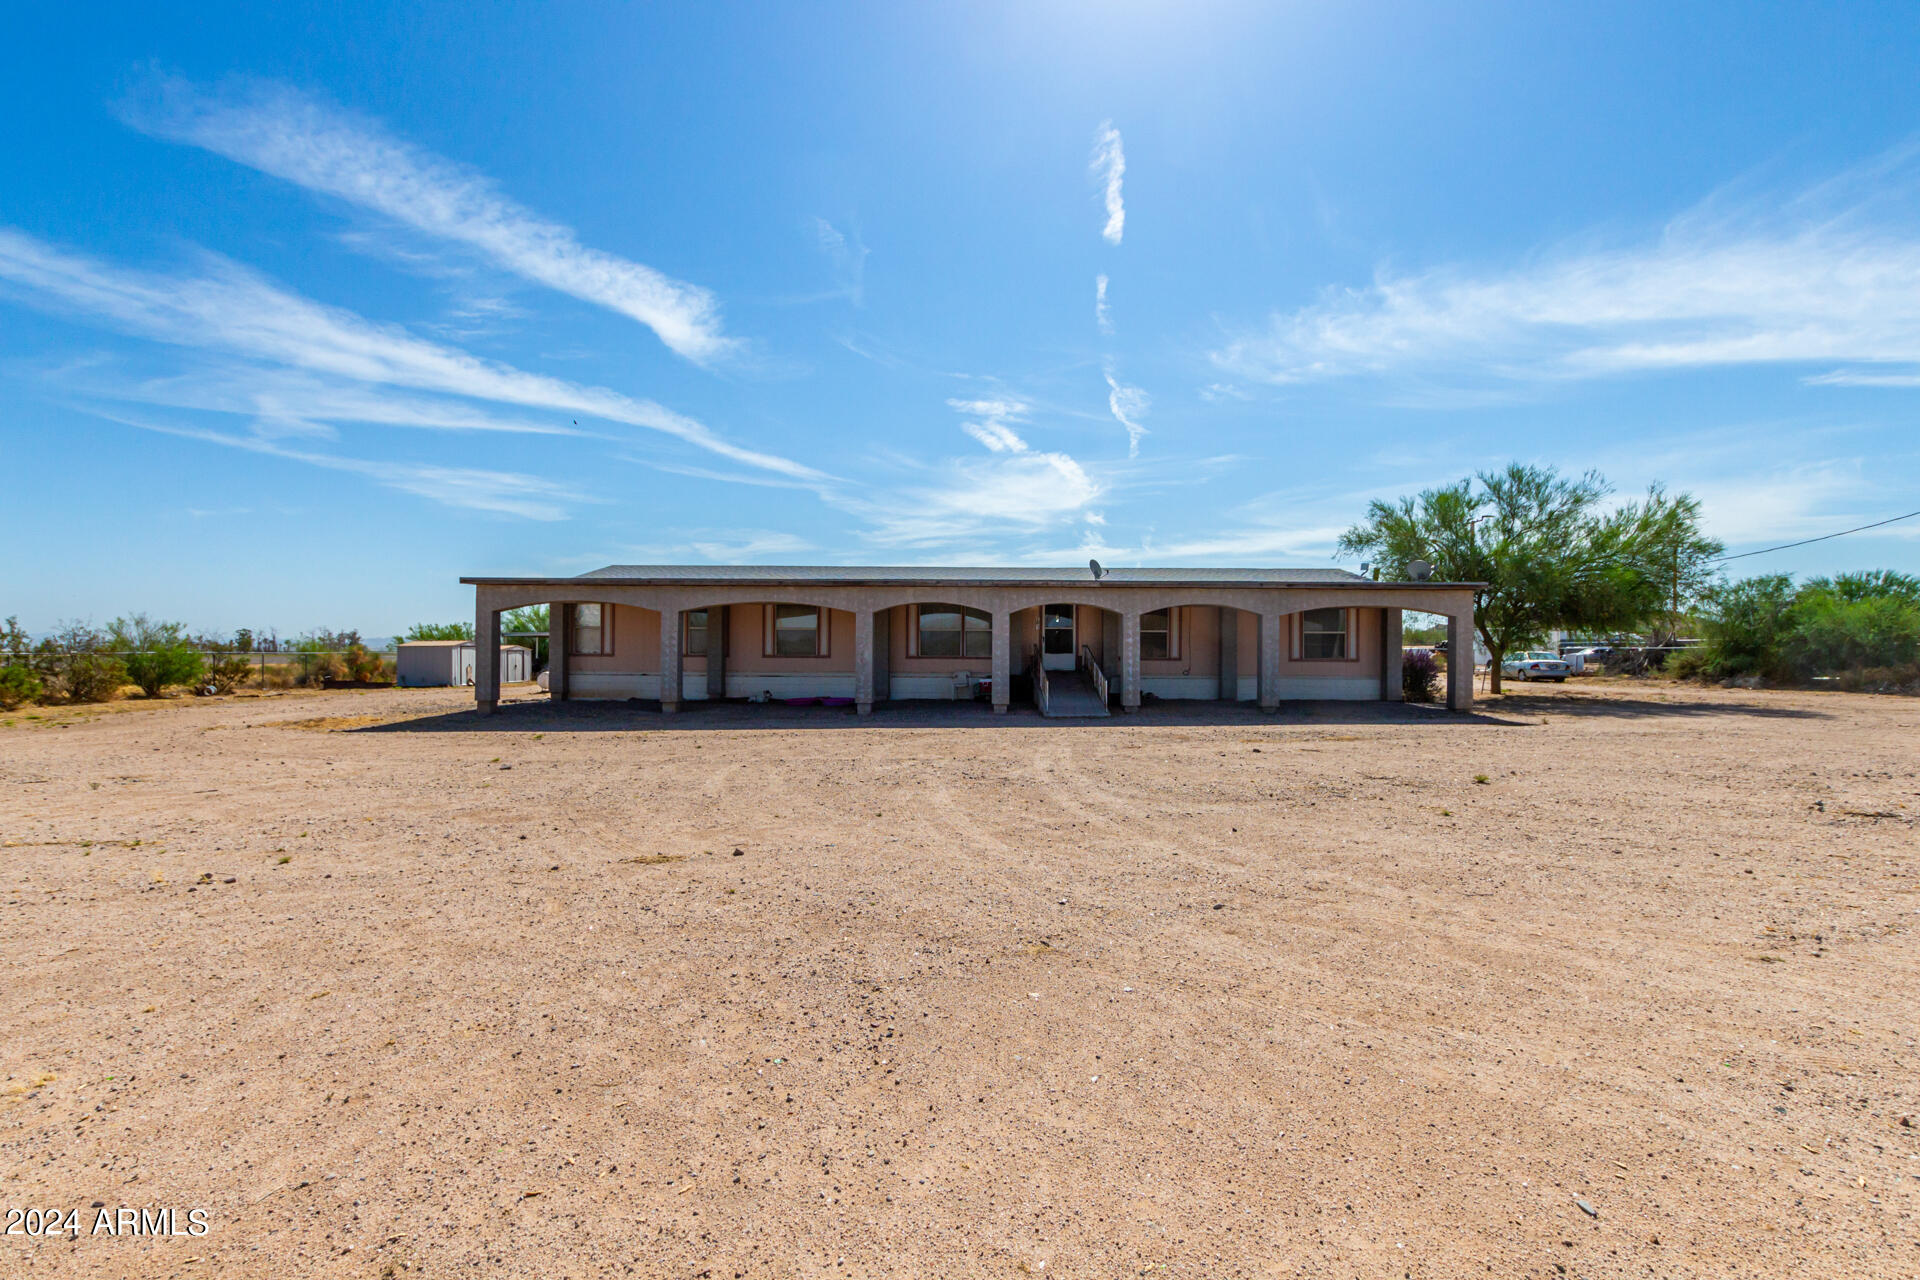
[462,566,1479,718]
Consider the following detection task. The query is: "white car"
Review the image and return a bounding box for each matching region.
[1503,651,1570,682]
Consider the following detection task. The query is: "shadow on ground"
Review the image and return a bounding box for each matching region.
[1492,690,1827,721]
[354,696,1541,733]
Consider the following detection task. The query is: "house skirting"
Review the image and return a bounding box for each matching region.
[569,671,864,701]
[570,670,1381,703]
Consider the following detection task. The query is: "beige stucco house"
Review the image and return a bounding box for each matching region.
[461,565,1477,716]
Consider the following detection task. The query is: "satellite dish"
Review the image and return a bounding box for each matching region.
[1408,560,1433,582]
[1089,559,1106,580]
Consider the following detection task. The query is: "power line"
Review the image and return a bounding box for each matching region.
[1714,507,1920,563]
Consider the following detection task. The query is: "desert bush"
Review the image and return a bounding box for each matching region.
[1690,571,1920,685]
[0,663,42,709]
[32,622,125,703]
[0,616,40,708]
[111,615,206,698]
[124,645,206,698]
[290,648,345,687]
[1693,575,1799,681]
[342,642,385,682]
[258,662,300,690]
[1784,591,1920,675]
[1834,662,1920,694]
[1666,646,1714,680]
[1402,649,1440,702]
[202,653,256,694]
[288,630,361,686]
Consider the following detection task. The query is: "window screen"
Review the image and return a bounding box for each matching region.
[572,603,607,655]
[773,605,820,657]
[1301,607,1347,660]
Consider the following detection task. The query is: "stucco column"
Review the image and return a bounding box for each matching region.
[990,608,1010,714]
[1218,606,1239,701]
[474,595,501,715]
[854,608,875,715]
[1120,611,1141,711]
[1258,611,1282,711]
[1446,609,1474,712]
[660,604,682,713]
[1382,607,1403,702]
[706,607,727,699]
[548,602,570,701]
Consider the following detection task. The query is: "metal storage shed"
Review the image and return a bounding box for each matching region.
[396,641,531,687]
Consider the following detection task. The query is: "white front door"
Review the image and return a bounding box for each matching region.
[1042,604,1076,670]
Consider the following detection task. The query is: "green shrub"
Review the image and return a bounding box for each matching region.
[111,615,205,698]
[1402,649,1440,702]
[1784,591,1920,675]
[0,616,39,708]
[0,663,42,710]
[201,653,255,694]
[1697,575,1798,680]
[1666,647,1714,680]
[33,623,125,703]
[1692,571,1920,684]
[125,645,205,698]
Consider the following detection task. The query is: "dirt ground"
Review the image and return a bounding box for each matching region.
[2,680,1916,1278]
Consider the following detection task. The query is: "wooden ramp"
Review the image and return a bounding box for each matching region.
[1040,669,1111,718]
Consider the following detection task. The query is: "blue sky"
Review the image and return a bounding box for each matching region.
[4,3,1919,635]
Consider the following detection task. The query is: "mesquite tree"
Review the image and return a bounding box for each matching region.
[1338,464,1721,693]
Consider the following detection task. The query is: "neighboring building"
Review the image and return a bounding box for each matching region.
[395,640,532,688]
[460,565,1477,715]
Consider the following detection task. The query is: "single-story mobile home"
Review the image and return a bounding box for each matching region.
[461,565,1477,715]
[395,640,532,688]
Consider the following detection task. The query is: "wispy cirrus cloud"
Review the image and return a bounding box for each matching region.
[124,76,739,365]
[598,530,820,563]
[854,450,1103,549]
[948,396,1031,454]
[101,412,590,520]
[0,228,821,480]
[810,217,868,306]
[1094,273,1112,334]
[841,397,1103,549]
[45,362,595,442]
[1102,362,1149,457]
[1212,148,1920,393]
[1029,521,1352,567]
[1091,121,1126,246]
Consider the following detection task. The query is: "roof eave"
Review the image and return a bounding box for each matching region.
[461,575,1483,589]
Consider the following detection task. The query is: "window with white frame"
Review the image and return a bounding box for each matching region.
[684,609,708,657]
[1140,608,1178,661]
[915,605,992,658]
[570,603,609,655]
[771,605,822,657]
[1300,607,1348,660]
